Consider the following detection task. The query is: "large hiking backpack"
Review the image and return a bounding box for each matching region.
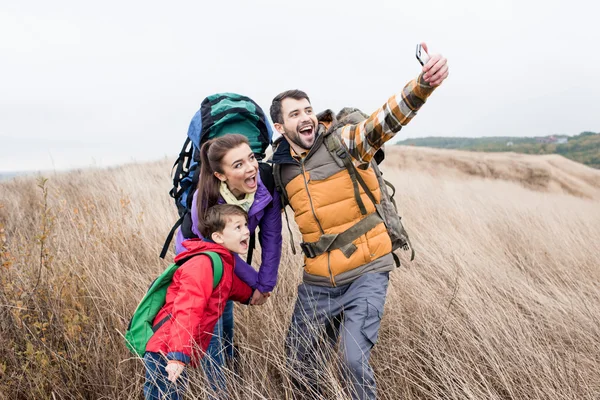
[273,108,414,266]
[124,251,223,357]
[161,93,275,259]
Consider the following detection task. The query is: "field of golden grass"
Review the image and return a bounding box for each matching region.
[1,146,599,399]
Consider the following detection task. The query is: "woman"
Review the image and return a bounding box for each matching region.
[174,133,282,391]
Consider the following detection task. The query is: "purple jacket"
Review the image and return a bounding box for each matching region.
[174,175,282,293]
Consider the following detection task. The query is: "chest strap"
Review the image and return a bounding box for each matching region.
[300,212,383,259]
[324,134,370,215]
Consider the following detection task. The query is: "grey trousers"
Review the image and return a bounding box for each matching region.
[285,271,390,400]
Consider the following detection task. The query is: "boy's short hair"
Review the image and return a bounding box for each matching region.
[200,204,248,239]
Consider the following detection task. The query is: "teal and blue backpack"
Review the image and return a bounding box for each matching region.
[124,251,223,357]
[160,93,275,259]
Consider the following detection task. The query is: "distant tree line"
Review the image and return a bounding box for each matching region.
[396,132,600,169]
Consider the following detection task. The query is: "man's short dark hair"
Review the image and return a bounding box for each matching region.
[200,204,248,239]
[270,89,311,124]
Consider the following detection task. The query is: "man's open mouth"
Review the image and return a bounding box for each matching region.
[298,124,314,137]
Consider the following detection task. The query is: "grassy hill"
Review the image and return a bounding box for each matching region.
[396,131,600,169]
[1,149,599,399]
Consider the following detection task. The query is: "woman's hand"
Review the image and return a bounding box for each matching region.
[165,360,185,383]
[250,289,270,306]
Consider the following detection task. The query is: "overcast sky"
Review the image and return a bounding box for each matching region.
[1,0,598,172]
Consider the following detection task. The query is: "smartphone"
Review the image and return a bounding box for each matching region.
[416,44,430,66]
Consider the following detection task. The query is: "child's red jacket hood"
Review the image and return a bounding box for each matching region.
[145,239,252,366]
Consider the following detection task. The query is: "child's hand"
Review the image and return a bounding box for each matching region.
[165,360,185,383]
[250,289,270,306]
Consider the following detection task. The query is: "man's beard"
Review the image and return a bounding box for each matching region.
[285,126,315,151]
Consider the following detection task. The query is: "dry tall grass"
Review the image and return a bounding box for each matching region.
[1,147,599,399]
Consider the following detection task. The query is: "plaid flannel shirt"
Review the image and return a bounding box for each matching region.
[339,73,436,164]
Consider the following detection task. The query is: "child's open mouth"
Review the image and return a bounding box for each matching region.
[240,238,249,250]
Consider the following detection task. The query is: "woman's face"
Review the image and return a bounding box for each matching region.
[215,143,259,198]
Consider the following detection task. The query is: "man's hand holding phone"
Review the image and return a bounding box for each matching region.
[416,42,449,87]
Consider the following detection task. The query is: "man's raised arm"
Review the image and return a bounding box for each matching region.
[340,46,448,163]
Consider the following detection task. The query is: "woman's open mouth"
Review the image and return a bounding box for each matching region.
[244,174,257,189]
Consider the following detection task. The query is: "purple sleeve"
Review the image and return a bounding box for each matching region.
[233,253,259,289]
[255,189,283,293]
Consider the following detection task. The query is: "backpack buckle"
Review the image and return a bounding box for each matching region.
[300,242,316,258]
[336,148,347,159]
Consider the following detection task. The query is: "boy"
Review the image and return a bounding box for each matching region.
[143,204,253,399]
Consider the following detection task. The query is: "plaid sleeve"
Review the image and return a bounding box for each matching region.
[339,74,436,163]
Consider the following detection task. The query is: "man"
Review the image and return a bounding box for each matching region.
[269,43,449,399]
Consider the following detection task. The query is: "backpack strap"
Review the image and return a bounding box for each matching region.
[246,233,256,265]
[169,137,194,201]
[174,250,223,288]
[160,215,185,259]
[272,163,296,255]
[300,212,383,259]
[323,134,370,215]
[201,251,223,288]
[324,133,389,220]
[272,163,289,207]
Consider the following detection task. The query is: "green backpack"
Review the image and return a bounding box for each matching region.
[124,251,223,357]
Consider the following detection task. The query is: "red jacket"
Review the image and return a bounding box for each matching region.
[145,239,252,367]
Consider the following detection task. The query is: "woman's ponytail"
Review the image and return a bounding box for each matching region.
[196,140,221,234]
